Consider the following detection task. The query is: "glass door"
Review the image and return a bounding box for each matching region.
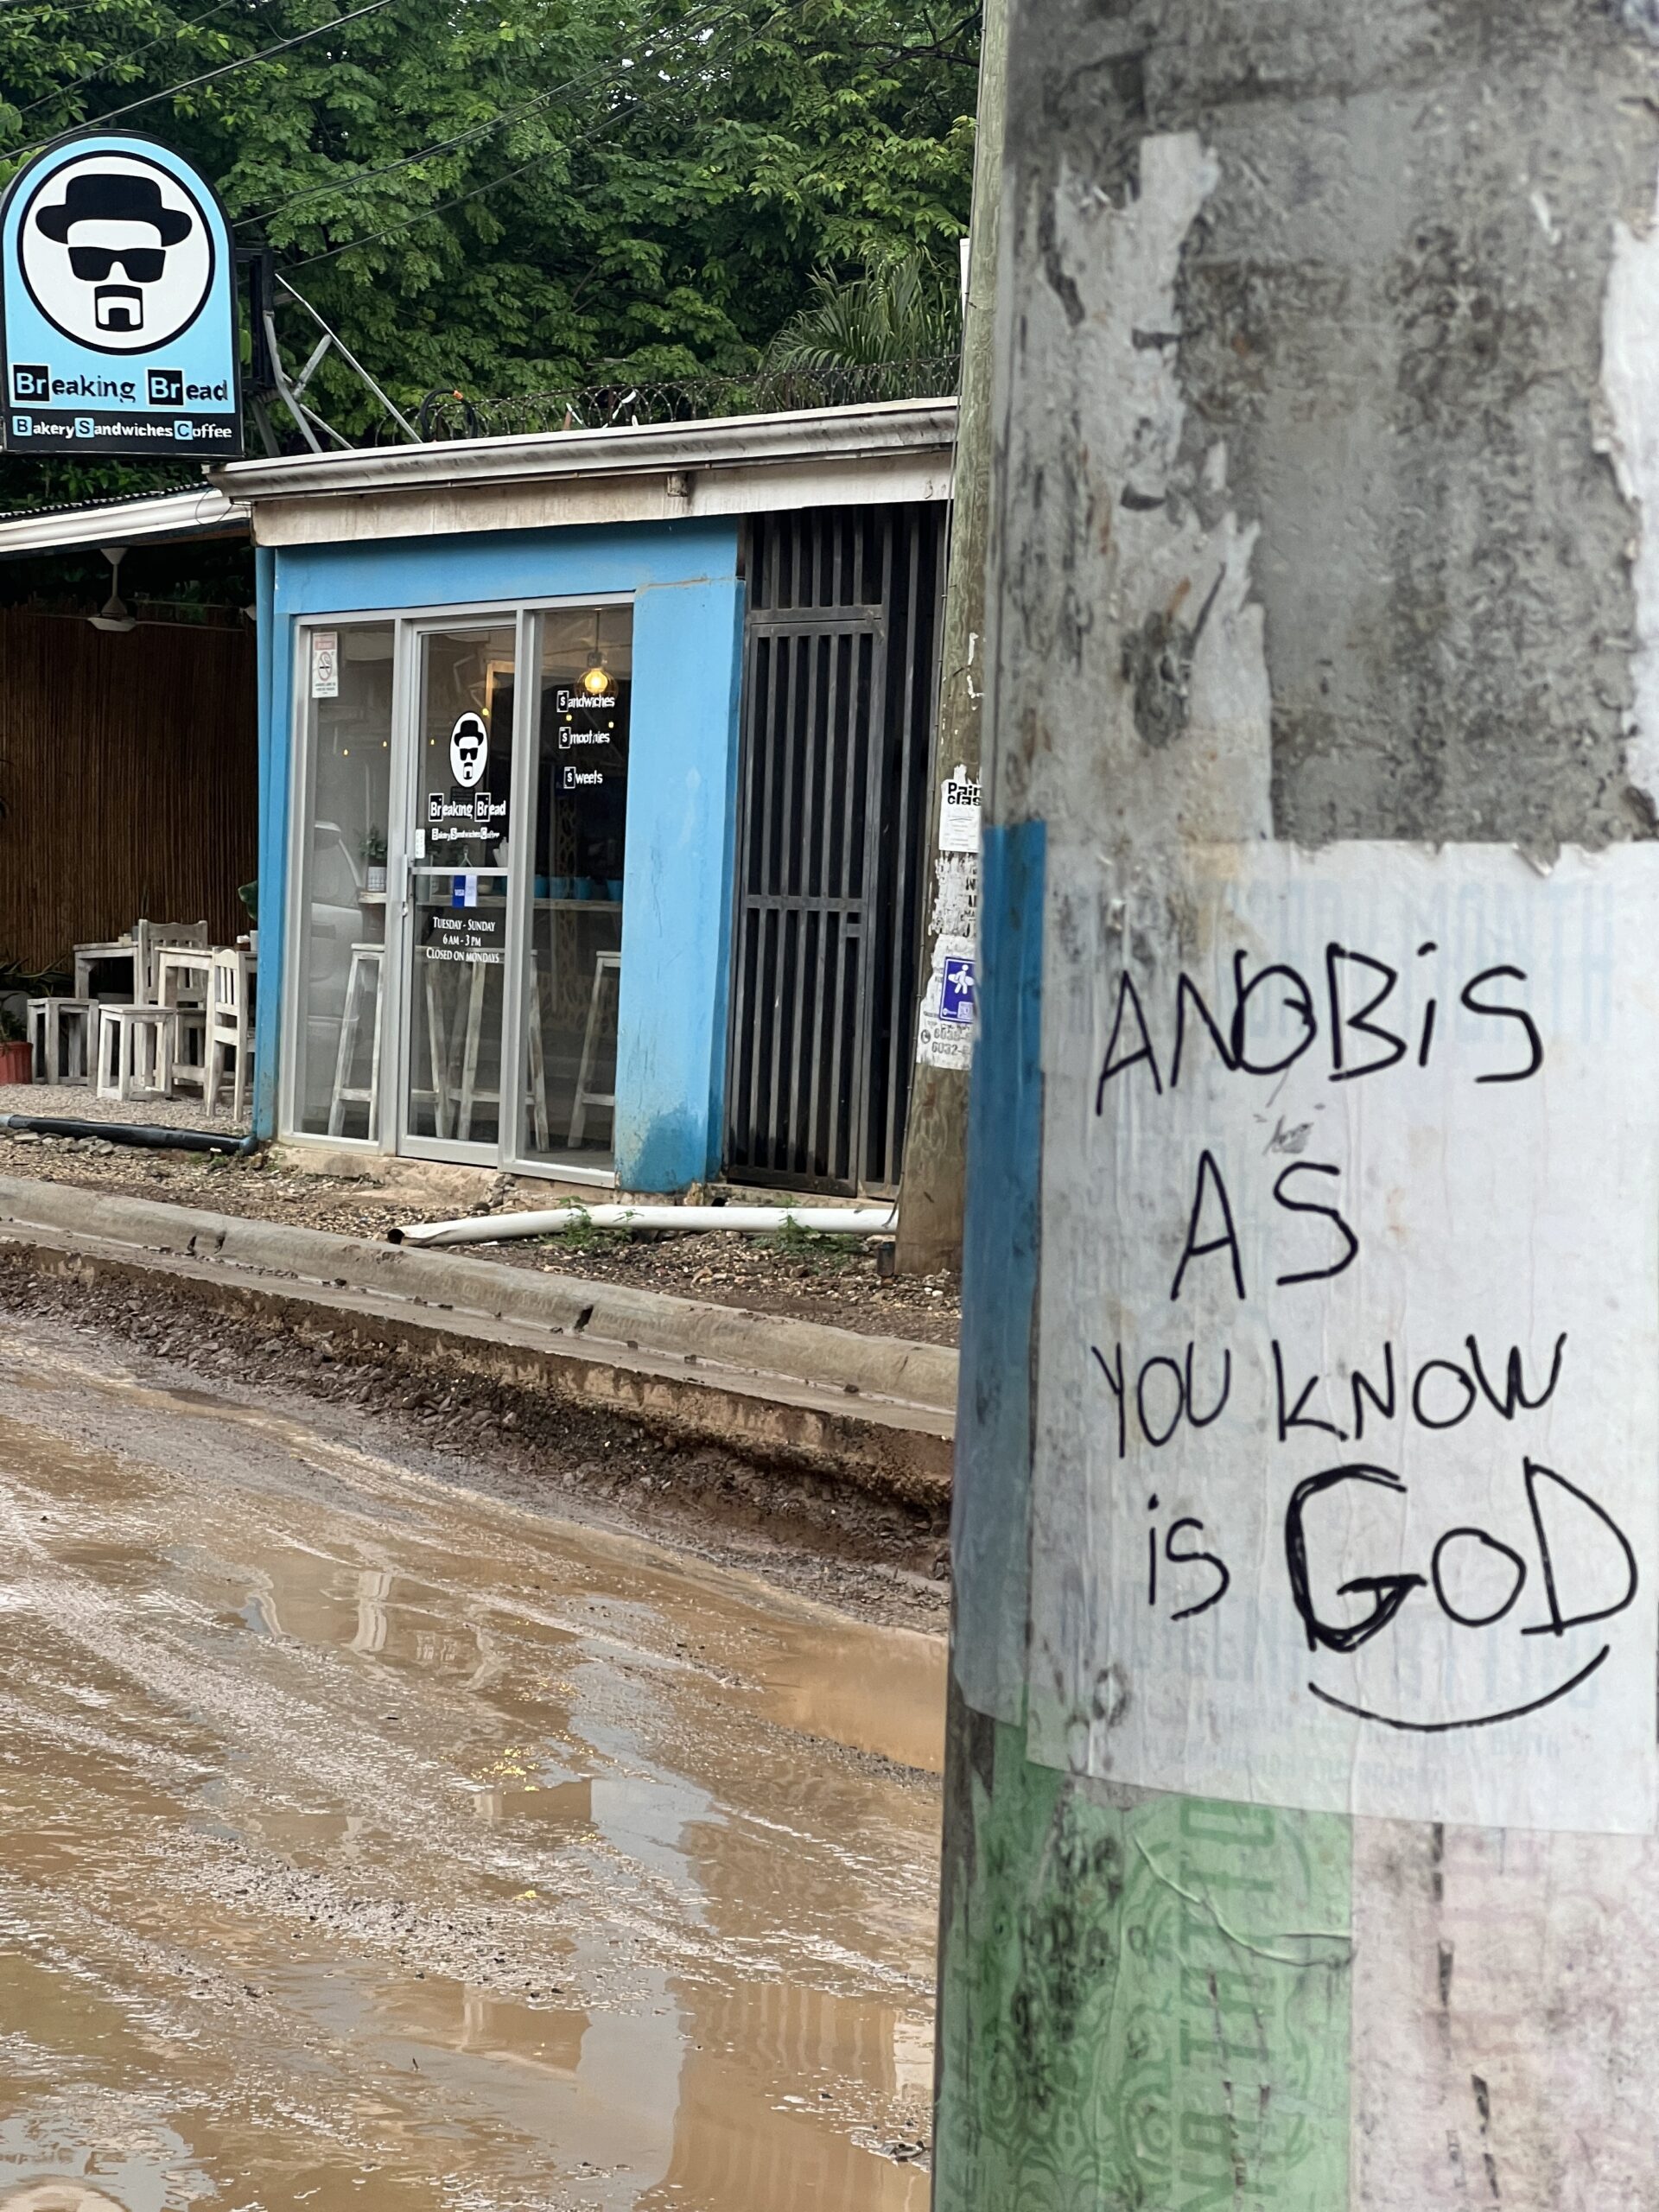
[286,620,396,1142]
[398,622,518,1155]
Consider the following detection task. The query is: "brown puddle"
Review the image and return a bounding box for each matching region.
[0,1323,943,2210]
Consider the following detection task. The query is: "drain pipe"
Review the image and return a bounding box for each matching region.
[0,1114,258,1158]
[390,1202,898,1249]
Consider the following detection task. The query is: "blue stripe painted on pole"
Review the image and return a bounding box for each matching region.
[950,816,1046,1723]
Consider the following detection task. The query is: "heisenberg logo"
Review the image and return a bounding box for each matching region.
[19,152,212,353]
[449,711,489,789]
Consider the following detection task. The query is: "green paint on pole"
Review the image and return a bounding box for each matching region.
[935,1716,1351,2210]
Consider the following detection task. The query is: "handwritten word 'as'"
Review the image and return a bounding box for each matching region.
[1096,943,1542,1109]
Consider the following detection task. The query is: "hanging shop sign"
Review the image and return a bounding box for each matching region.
[1,133,242,459]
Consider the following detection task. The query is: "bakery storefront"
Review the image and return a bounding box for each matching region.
[225,399,955,1192]
[283,595,640,1179]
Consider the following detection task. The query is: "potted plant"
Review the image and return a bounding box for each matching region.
[360,826,388,896]
[0,1004,32,1086]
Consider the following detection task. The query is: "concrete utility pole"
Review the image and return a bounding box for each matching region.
[895,0,1007,1276]
[936,5,1659,2207]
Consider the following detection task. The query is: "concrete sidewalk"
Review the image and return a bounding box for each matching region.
[0,1175,957,1503]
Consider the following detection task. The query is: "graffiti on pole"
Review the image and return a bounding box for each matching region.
[1027,842,1659,1833]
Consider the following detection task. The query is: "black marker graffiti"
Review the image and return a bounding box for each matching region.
[1094,942,1545,1106]
[1283,1453,1637,1731]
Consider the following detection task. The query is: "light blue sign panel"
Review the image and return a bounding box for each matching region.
[0,132,241,458]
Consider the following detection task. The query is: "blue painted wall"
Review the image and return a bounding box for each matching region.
[614,574,746,1189]
[257,516,744,1189]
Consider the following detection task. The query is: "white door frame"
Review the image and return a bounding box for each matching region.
[280,592,632,1186]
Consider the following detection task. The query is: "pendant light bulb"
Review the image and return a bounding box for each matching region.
[89,545,136,633]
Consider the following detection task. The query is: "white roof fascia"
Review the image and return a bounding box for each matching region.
[213,397,957,546]
[0,485,247,558]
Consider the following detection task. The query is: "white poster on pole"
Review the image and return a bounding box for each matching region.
[1027,841,1659,1834]
[939,767,982,854]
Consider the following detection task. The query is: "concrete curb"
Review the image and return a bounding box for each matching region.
[0,1176,958,1502]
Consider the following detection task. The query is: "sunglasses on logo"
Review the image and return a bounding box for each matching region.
[68,245,167,283]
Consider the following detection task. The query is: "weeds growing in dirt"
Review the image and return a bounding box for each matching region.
[765,1216,865,1271]
[540,1206,633,1258]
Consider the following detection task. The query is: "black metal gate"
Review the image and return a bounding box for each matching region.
[724,503,944,1194]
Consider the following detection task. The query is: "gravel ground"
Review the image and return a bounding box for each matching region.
[0,1077,251,1131]
[0,1124,962,1345]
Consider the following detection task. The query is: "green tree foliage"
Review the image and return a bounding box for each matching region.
[766,246,959,390]
[0,0,977,500]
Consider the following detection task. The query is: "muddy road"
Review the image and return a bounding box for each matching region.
[0,1312,944,2212]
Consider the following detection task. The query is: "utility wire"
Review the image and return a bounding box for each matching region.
[13,0,249,118]
[280,0,807,266]
[285,92,642,267]
[236,0,752,233]
[4,0,397,158]
[0,0,139,14]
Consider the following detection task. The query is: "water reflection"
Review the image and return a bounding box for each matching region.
[0,1332,942,2210]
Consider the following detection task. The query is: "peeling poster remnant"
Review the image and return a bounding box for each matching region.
[917,766,982,1071]
[1028,842,1659,1833]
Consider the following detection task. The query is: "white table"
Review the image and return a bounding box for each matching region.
[73,938,138,1000]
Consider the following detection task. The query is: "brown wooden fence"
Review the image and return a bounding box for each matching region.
[0,607,257,976]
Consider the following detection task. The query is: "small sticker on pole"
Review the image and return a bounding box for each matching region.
[310,631,338,699]
[938,764,982,853]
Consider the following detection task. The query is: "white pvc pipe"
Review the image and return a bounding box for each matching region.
[391,1203,898,1248]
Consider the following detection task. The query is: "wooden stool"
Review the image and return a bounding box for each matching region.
[26,997,93,1084]
[524,969,550,1153]
[96,1005,177,1103]
[416,956,549,1148]
[327,944,385,1138]
[568,950,621,1147]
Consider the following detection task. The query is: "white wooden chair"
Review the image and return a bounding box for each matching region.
[204,949,253,1122]
[136,919,208,1003]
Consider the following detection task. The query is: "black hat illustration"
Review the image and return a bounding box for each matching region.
[35,172,192,246]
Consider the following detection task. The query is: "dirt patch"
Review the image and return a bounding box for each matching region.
[0,1243,950,1635]
[0,1132,962,1345]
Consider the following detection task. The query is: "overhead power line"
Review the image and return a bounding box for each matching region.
[285,92,643,268]
[238,0,771,235]
[13,0,249,120]
[238,9,684,231]
[276,0,810,266]
[4,0,397,160]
